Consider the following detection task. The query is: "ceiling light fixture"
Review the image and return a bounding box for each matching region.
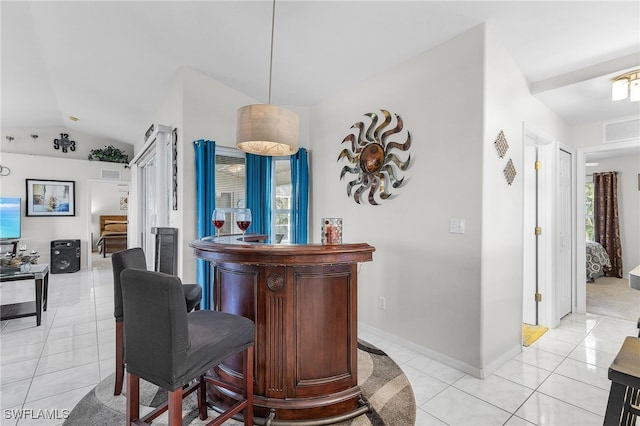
[236,0,299,156]
[611,69,640,102]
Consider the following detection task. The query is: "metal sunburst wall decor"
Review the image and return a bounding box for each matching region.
[337,109,411,205]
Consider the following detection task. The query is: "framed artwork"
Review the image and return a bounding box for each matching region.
[26,179,76,216]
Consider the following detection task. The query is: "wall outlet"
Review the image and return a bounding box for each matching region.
[378,296,386,310]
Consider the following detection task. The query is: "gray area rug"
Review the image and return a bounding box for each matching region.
[64,340,415,425]
[587,277,640,322]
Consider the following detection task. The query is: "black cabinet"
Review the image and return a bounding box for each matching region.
[151,228,178,275]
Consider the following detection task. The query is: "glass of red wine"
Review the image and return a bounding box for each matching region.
[236,208,252,239]
[212,209,225,238]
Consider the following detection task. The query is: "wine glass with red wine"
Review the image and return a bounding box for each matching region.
[236,208,252,239]
[212,209,225,238]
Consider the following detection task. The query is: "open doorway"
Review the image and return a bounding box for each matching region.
[87,179,130,269]
[523,126,574,329]
[576,139,640,319]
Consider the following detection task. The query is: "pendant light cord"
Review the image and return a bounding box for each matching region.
[267,0,276,105]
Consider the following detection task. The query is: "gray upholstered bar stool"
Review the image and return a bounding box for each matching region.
[120,268,255,426]
[111,247,202,395]
[604,336,640,426]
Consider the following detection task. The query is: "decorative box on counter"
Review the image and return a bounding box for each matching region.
[322,218,342,245]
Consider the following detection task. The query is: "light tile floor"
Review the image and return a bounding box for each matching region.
[1,260,637,425]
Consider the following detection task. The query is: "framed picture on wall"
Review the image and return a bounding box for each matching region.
[26,179,76,216]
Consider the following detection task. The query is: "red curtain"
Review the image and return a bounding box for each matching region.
[593,171,623,278]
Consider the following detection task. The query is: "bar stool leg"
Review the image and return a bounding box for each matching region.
[114,321,124,395]
[126,372,140,425]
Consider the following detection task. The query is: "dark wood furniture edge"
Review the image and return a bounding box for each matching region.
[0,269,48,326]
[189,235,375,265]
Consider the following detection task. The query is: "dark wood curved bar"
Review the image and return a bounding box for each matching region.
[189,236,375,423]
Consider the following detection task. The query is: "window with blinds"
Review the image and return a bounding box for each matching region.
[215,148,292,242]
[215,148,246,235]
[273,159,292,243]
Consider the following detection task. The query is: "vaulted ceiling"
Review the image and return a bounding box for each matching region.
[2,1,639,147]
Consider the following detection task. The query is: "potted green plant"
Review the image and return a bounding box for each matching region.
[88,145,129,164]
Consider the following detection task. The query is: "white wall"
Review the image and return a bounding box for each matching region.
[2,126,133,162]
[0,152,130,267]
[309,24,571,376]
[482,29,571,365]
[573,119,636,150]
[588,154,640,276]
[310,26,486,371]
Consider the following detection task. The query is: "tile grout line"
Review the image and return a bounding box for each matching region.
[14,288,58,425]
[414,314,613,425]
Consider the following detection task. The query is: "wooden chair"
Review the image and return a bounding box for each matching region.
[121,268,254,426]
[111,247,202,395]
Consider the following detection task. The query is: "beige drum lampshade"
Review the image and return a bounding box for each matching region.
[236,104,299,156]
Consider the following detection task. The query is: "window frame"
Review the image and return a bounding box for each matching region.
[271,157,292,244]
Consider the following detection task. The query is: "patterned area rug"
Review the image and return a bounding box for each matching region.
[63,340,415,425]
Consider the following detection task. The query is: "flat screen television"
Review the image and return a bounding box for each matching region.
[0,197,21,240]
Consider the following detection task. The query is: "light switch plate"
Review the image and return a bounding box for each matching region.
[450,218,465,234]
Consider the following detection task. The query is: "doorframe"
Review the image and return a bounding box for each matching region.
[523,126,554,326]
[575,139,640,313]
[522,126,576,328]
[86,179,130,269]
[129,124,172,269]
[556,143,576,323]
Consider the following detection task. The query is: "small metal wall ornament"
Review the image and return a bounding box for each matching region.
[337,109,412,205]
[503,158,517,185]
[494,130,509,158]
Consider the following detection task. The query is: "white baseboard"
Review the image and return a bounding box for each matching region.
[358,322,522,379]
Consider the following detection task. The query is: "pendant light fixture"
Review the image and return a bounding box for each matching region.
[236,0,299,156]
[611,69,640,102]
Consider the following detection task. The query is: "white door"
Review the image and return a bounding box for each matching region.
[523,128,556,326]
[557,148,572,318]
[131,125,171,270]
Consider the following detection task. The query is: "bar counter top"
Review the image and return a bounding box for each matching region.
[189,234,375,266]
